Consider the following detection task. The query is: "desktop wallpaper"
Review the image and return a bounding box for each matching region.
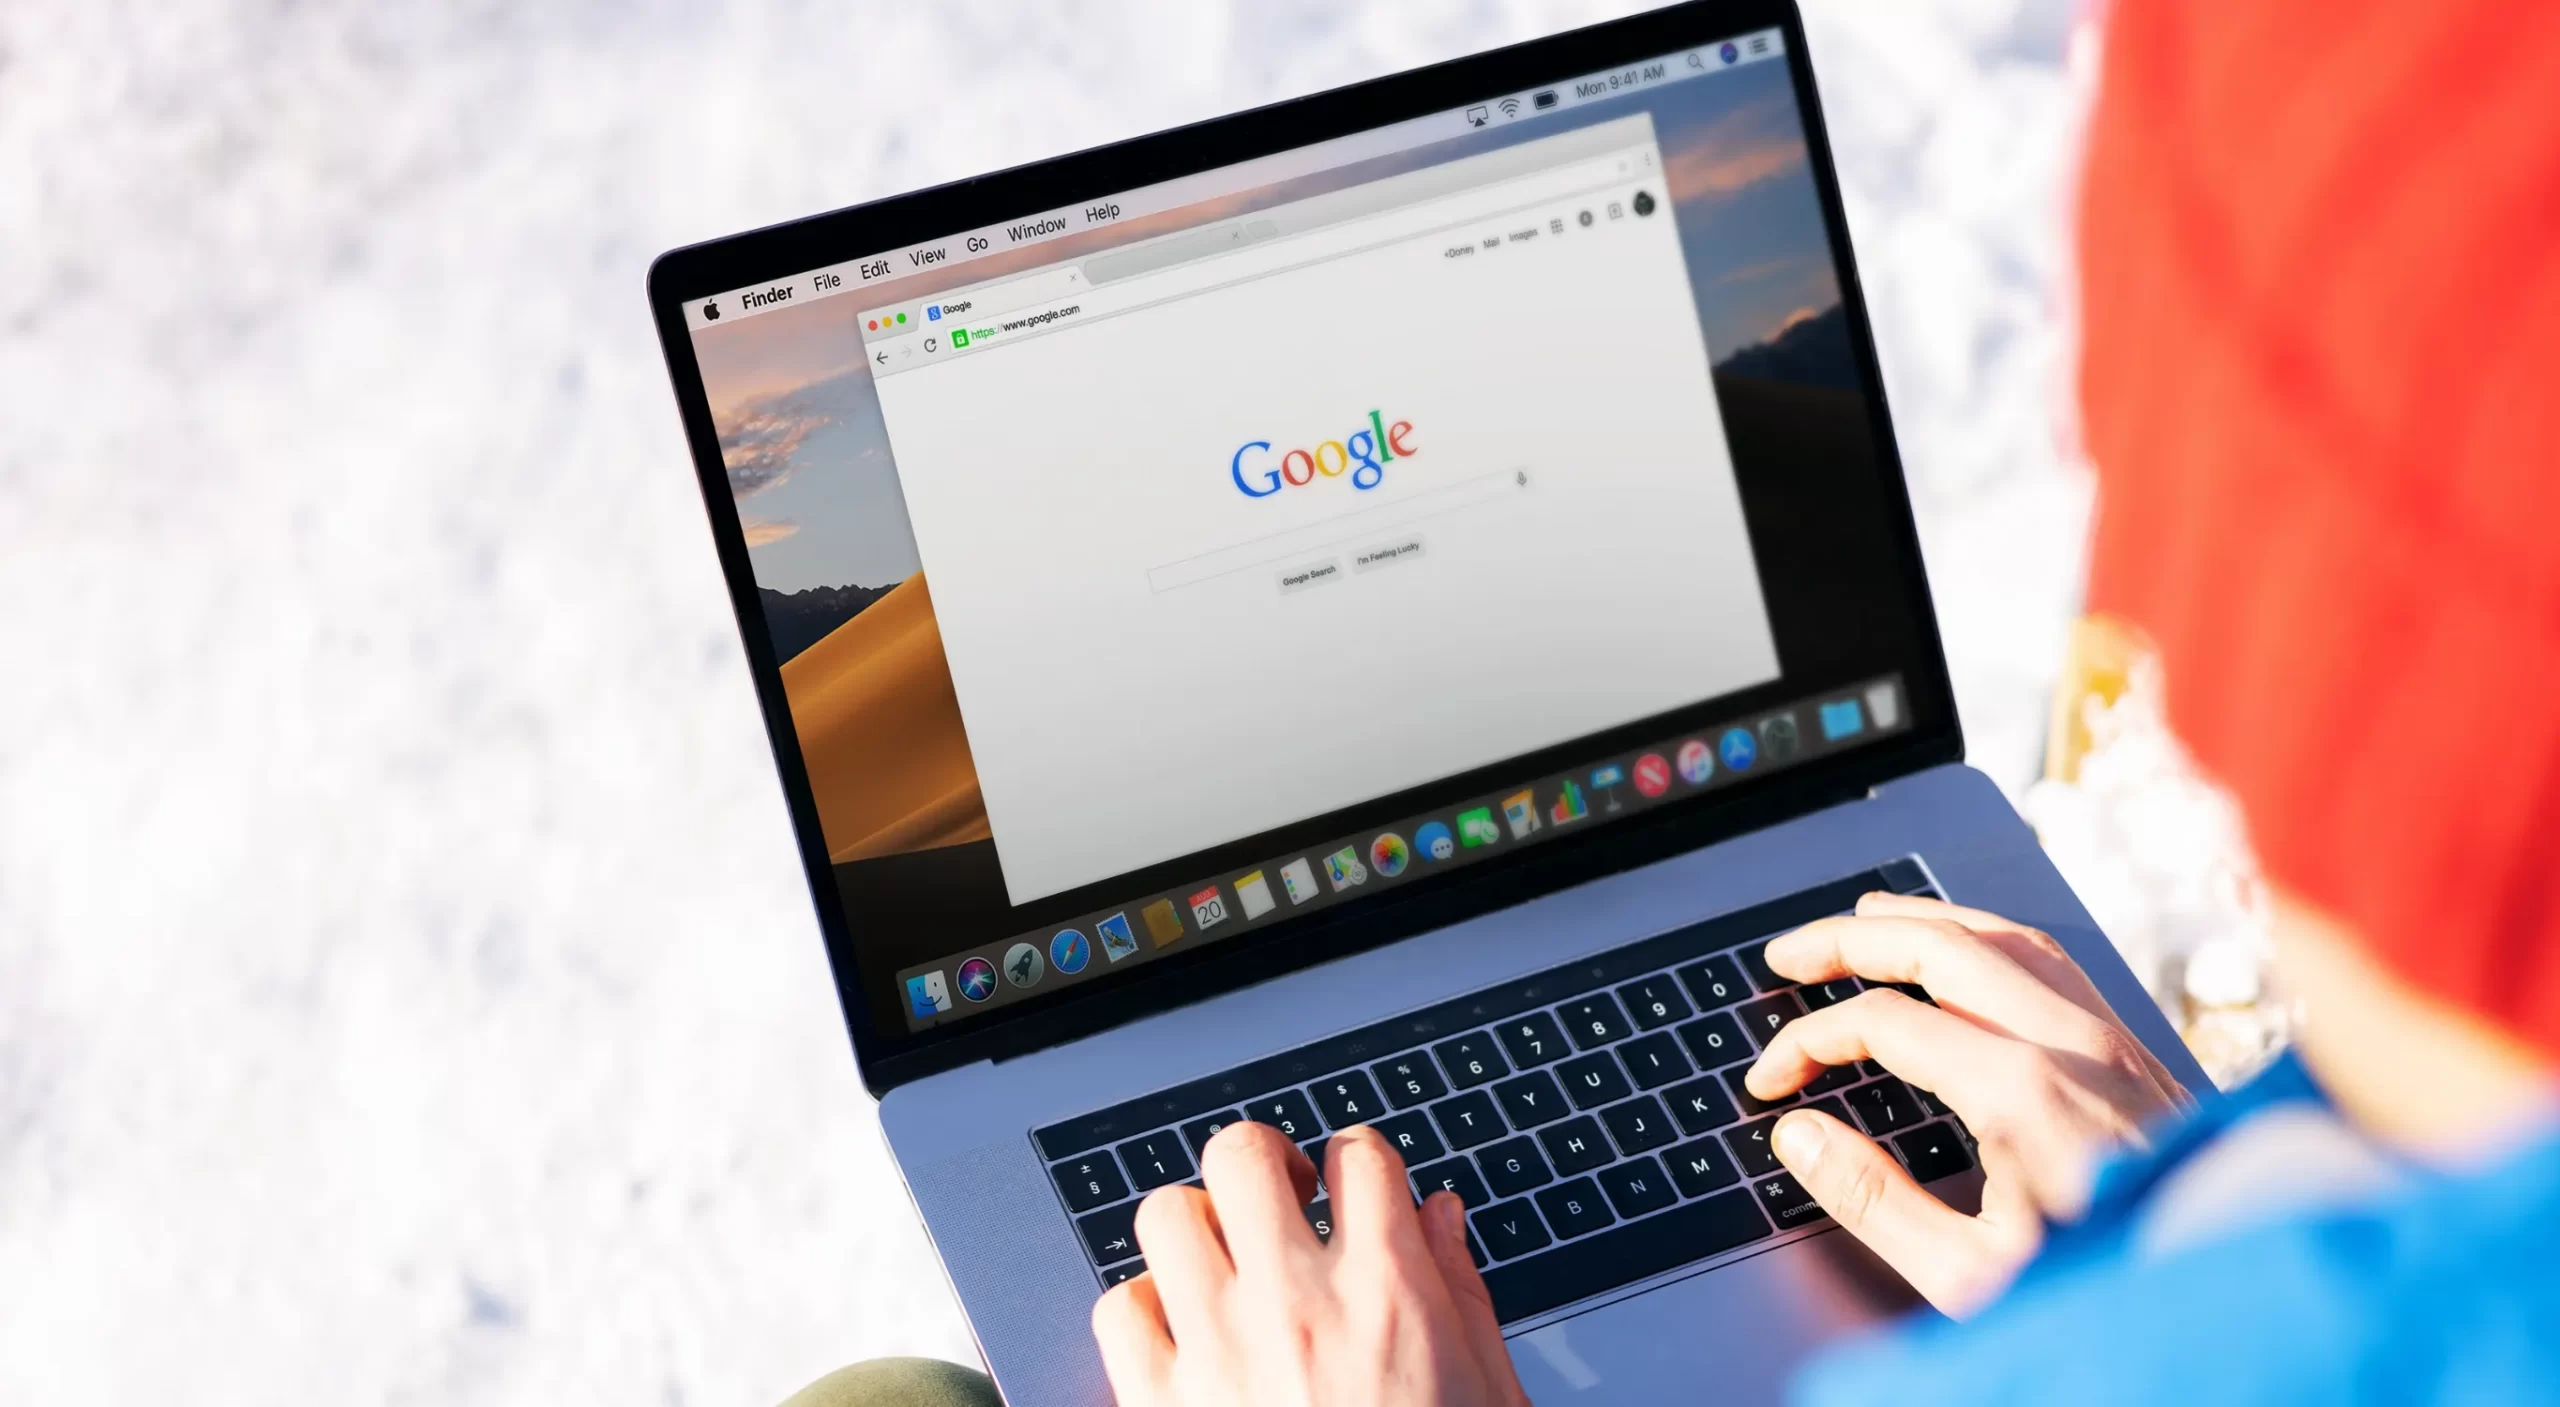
[686,57,1859,968]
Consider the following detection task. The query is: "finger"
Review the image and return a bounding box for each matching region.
[1325,1125,1429,1261]
[1764,913,2107,1050]
[1130,1185,1230,1344]
[1743,987,2015,1106]
[1419,1191,1510,1370]
[1197,1121,1321,1269]
[1853,894,2188,1105]
[1768,1108,2006,1315]
[1092,1273,1177,1400]
[1853,894,2120,1024]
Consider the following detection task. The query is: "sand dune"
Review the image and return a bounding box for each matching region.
[777,573,992,861]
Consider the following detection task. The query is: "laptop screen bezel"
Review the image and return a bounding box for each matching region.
[647,0,1962,1097]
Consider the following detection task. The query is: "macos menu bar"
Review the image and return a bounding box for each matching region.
[681,28,1787,332]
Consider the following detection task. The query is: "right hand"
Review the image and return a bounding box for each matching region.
[1742,892,2190,1316]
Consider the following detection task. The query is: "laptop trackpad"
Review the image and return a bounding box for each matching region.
[1506,1218,1934,1404]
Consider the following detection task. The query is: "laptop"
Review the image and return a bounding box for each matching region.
[648,2,2205,1400]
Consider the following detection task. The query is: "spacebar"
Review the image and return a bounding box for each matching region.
[1481,1190,1772,1325]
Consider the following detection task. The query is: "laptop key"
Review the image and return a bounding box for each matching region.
[1429,1089,1508,1151]
[1412,1156,1493,1208]
[1051,1153,1132,1214]
[1534,1177,1616,1240]
[1374,1054,1448,1109]
[1373,1109,1446,1165]
[1491,1069,1570,1129]
[1751,1170,1826,1230]
[1476,1136,1555,1198]
[1736,940,1790,993]
[1617,1030,1694,1089]
[1557,1051,1633,1109]
[1309,1070,1386,1129]
[1894,1121,1975,1183]
[1300,1137,1330,1188]
[1663,1135,1741,1198]
[1849,1077,1924,1137]
[1675,1010,1749,1069]
[1179,1110,1244,1159]
[1242,1089,1324,1142]
[1493,1011,1570,1069]
[1726,1116,1783,1177]
[1722,1064,1793,1118]
[1914,1084,1951,1118]
[1537,1115,1614,1176]
[1472,1198,1554,1261]
[1479,1188,1770,1324]
[1468,1231,1489,1269]
[1597,1155,1679,1219]
[1433,1032,1510,1088]
[1799,976,1863,1010]
[1677,953,1752,1011]
[1117,1130,1195,1192]
[1598,1094,1677,1155]
[1557,993,1633,1049]
[1663,1074,1739,1137]
[1737,991,1808,1049]
[1077,1199,1143,1266]
[1100,1259,1147,1287]
[1801,1063,1860,1096]
[1617,975,1694,1030]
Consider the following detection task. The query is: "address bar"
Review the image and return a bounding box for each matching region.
[928,144,1654,360]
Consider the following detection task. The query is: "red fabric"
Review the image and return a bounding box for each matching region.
[2079,0,2560,1056]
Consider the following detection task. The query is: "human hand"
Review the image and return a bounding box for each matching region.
[1743,892,2189,1316]
[1092,1121,1529,1407]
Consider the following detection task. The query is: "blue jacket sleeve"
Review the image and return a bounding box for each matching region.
[1789,1128,2560,1407]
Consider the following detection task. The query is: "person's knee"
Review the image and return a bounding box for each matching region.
[780,1357,1001,1407]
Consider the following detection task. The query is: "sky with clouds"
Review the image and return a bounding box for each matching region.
[692,57,1837,595]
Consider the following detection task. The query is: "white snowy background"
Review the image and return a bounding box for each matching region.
[0,1,2099,1402]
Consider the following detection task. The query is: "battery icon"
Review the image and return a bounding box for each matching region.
[1532,90,1558,110]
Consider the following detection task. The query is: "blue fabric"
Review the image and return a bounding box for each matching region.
[1790,1054,2560,1405]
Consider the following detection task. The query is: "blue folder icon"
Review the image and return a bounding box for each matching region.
[1819,699,1865,741]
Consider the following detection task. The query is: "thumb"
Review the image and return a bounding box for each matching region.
[1771,1109,2000,1316]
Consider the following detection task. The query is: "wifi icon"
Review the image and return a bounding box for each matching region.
[1498,96,1522,118]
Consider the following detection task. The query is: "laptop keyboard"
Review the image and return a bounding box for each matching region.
[1033,859,1977,1325]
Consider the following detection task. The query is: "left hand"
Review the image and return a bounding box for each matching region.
[1092,1121,1530,1407]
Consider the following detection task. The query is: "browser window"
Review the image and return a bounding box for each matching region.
[873,115,1777,903]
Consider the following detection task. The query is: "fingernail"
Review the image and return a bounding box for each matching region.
[1772,1112,1824,1171]
[1435,1193,1464,1238]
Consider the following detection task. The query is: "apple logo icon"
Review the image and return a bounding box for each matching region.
[702,300,720,320]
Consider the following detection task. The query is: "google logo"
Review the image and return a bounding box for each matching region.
[1231,410,1418,499]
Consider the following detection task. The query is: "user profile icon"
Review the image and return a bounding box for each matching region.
[1632,190,1656,217]
[1578,209,1594,228]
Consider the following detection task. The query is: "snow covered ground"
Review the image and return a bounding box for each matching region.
[0,2,2094,1402]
